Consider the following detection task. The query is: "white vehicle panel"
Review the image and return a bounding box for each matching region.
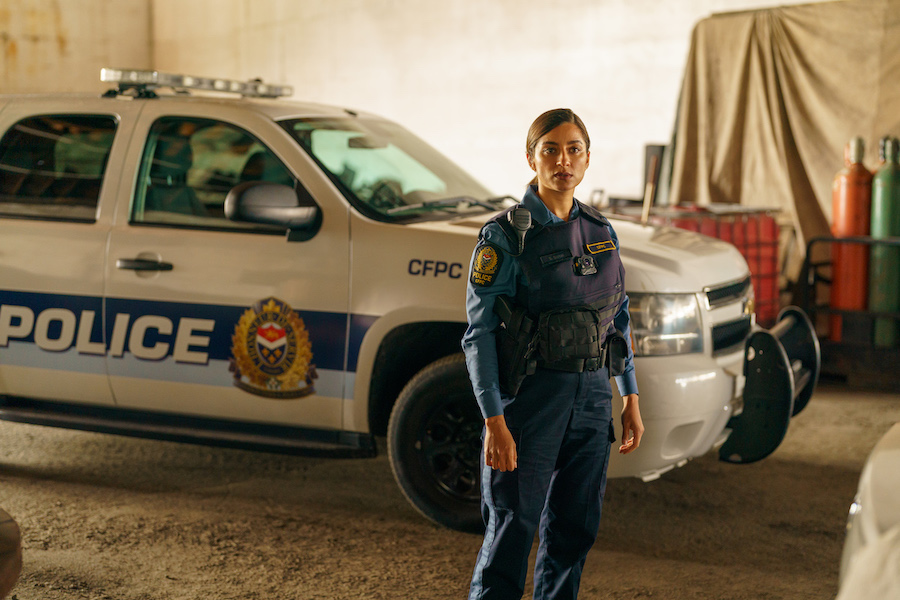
[350,217,471,318]
[840,422,900,598]
[0,100,142,405]
[615,221,749,294]
[102,102,351,428]
[842,422,900,578]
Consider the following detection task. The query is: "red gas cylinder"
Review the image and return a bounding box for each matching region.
[830,137,873,341]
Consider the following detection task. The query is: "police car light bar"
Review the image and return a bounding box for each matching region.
[100,68,293,98]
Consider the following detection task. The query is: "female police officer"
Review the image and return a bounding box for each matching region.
[463,108,643,600]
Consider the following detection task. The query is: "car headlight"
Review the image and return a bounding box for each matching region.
[629,293,703,356]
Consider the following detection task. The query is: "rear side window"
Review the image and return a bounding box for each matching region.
[0,115,117,221]
[132,116,297,232]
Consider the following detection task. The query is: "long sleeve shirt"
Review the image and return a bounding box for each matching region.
[461,186,639,419]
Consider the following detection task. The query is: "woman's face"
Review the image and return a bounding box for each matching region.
[528,122,590,194]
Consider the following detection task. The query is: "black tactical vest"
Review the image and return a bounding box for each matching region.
[488,200,625,367]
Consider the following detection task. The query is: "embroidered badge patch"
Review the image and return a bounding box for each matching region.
[585,240,616,254]
[471,243,502,287]
[229,297,317,399]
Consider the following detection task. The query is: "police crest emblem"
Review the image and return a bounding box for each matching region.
[229,297,316,398]
[471,243,502,287]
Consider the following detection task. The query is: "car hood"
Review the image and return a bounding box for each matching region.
[858,422,900,537]
[415,213,750,294]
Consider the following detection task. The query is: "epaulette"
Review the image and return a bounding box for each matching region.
[494,206,519,249]
[576,200,611,227]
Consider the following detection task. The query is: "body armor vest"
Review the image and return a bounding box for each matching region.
[488,201,626,379]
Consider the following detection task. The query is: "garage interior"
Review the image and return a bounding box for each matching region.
[2,0,900,599]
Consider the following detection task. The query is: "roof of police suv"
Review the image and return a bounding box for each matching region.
[0,90,378,122]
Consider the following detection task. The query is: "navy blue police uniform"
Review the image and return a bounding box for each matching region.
[463,185,638,600]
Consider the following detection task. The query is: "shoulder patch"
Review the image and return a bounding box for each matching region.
[471,243,503,287]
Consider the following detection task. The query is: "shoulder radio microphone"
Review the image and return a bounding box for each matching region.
[507,205,532,255]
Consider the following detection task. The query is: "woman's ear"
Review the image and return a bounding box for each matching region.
[526,153,535,171]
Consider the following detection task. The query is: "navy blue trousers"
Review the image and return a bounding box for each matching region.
[468,367,615,600]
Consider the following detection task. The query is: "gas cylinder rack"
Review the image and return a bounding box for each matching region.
[795,236,900,388]
[796,136,900,388]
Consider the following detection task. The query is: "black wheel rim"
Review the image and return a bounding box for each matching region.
[416,392,482,504]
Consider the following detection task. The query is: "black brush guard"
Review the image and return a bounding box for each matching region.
[719,306,821,464]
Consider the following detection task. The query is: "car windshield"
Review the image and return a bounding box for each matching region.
[280,117,508,222]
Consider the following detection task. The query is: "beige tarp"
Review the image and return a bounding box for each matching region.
[665,0,900,279]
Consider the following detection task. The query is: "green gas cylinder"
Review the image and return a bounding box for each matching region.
[869,137,900,347]
[878,135,891,167]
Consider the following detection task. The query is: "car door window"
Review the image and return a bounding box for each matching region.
[0,115,117,222]
[132,117,298,231]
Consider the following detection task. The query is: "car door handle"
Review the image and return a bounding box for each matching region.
[116,258,174,272]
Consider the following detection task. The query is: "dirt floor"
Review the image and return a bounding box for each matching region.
[1,382,899,600]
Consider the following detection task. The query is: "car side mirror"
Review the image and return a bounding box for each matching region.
[225,182,321,241]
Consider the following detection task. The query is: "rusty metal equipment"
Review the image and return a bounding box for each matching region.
[796,236,900,388]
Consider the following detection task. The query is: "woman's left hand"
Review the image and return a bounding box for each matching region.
[619,393,644,454]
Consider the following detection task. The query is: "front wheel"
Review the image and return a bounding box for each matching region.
[387,354,484,532]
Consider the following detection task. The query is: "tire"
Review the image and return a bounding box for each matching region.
[0,507,22,599]
[387,354,484,532]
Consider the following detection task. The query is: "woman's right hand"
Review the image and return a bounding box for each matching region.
[484,415,517,471]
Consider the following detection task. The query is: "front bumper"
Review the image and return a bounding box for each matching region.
[606,350,742,480]
[607,306,820,480]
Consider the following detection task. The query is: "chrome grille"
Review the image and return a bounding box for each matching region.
[705,276,752,309]
[712,316,752,355]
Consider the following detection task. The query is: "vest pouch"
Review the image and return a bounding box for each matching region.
[537,306,604,363]
[606,329,628,377]
[494,296,537,396]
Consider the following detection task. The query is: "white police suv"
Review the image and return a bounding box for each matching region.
[0,69,820,531]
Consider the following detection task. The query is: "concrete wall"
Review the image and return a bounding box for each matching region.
[2,0,831,200]
[0,0,151,94]
[150,0,830,200]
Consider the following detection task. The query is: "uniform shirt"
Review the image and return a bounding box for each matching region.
[462,186,639,419]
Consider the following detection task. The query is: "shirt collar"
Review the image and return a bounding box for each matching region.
[522,184,580,225]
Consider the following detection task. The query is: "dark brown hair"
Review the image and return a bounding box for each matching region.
[526,108,590,185]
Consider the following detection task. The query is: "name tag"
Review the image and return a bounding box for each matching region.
[585,240,616,254]
[540,249,573,267]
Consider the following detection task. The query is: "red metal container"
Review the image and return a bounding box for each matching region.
[631,204,782,326]
[830,137,873,341]
[732,212,780,325]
